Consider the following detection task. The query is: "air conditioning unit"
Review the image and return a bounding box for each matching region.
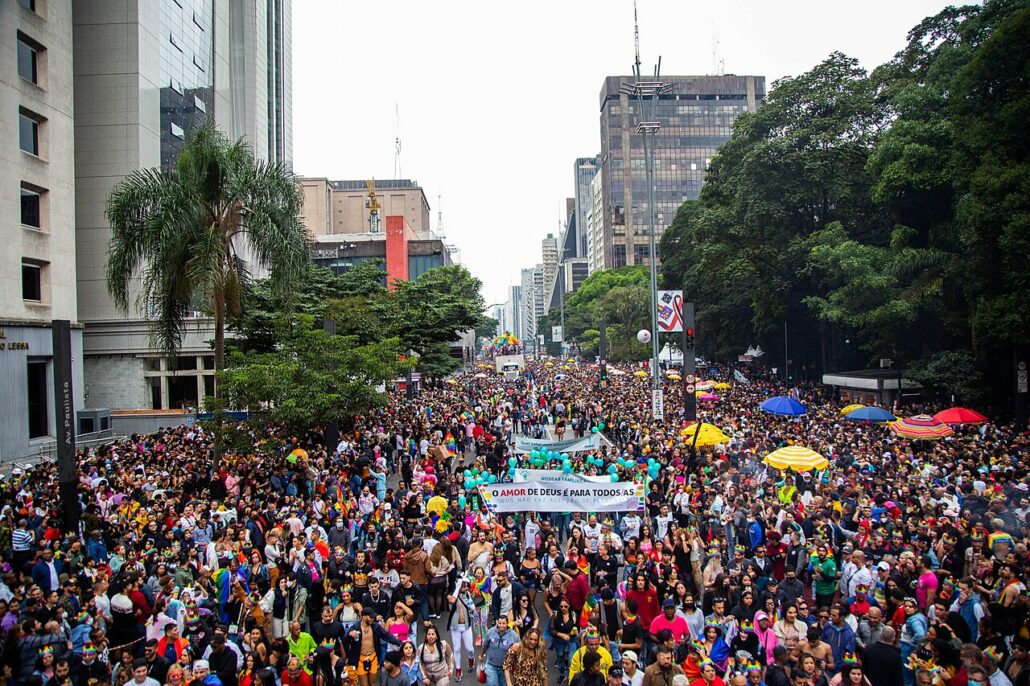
[879,358,893,369]
[77,409,111,435]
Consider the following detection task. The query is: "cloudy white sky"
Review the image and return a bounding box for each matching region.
[292,0,956,306]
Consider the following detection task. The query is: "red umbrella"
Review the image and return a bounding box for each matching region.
[933,407,988,425]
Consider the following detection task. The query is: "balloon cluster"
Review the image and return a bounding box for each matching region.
[491,331,520,349]
[590,422,606,434]
[462,467,497,490]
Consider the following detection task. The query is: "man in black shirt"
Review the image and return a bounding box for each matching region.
[206,633,238,686]
[143,639,171,684]
[765,645,792,686]
[310,605,344,647]
[362,578,393,620]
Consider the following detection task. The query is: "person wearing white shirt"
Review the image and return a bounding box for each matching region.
[524,515,540,551]
[620,512,642,541]
[582,515,603,553]
[654,505,674,541]
[848,554,876,598]
[597,523,623,553]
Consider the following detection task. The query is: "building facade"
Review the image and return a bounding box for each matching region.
[297,177,431,239]
[505,284,522,342]
[598,74,764,268]
[74,0,293,412]
[573,157,598,259]
[310,218,455,284]
[0,0,85,462]
[588,169,605,273]
[520,268,536,346]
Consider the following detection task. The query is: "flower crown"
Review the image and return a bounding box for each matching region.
[734,544,747,554]
[39,645,54,657]
[941,534,957,545]
[740,619,755,633]
[321,638,336,648]
[691,639,706,653]
[983,646,1002,665]
[698,658,714,669]
[82,643,97,657]
[705,617,723,629]
[841,653,859,666]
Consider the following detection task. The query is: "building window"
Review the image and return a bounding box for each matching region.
[27,360,48,439]
[169,33,182,51]
[170,122,185,139]
[22,260,43,301]
[19,0,36,9]
[20,183,43,229]
[194,95,206,112]
[193,54,206,72]
[17,33,41,84]
[19,110,41,156]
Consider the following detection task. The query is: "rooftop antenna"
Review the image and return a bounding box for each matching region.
[394,103,402,178]
[437,194,444,237]
[633,0,641,77]
[711,23,724,76]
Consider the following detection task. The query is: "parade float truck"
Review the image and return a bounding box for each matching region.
[494,354,525,379]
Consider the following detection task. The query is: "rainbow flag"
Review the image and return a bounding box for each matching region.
[576,555,591,577]
[580,594,600,628]
[445,433,457,457]
[211,568,232,622]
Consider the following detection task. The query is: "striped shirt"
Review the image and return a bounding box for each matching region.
[12,528,33,551]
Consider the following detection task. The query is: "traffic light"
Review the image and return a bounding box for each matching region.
[685,327,695,349]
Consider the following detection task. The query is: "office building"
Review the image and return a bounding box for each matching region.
[74,1,293,413]
[588,169,605,273]
[573,157,598,258]
[298,177,431,239]
[520,268,536,345]
[505,284,522,341]
[310,216,456,284]
[598,74,764,268]
[0,0,84,462]
[541,234,558,299]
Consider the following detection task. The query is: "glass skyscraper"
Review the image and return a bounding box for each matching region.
[598,75,765,268]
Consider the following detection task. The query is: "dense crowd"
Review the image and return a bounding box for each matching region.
[0,359,1028,686]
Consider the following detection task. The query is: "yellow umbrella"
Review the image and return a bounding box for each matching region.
[444,379,457,385]
[713,382,731,390]
[680,423,730,448]
[545,362,555,367]
[840,404,864,415]
[668,374,682,381]
[633,370,648,377]
[763,446,828,471]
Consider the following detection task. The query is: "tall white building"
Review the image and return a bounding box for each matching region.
[73,1,293,412]
[505,284,522,341]
[587,169,605,273]
[0,0,84,462]
[520,268,536,346]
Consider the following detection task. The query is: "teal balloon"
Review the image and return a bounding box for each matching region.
[591,427,599,434]
[508,467,516,477]
[608,464,617,474]
[598,423,605,430]
[508,457,517,467]
[487,474,497,484]
[530,450,540,459]
[611,474,619,482]
[463,470,472,478]
[647,458,656,467]
[562,463,573,474]
[560,453,569,461]
[458,496,466,508]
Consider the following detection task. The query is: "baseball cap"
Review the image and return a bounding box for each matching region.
[662,598,676,608]
[622,651,638,663]
[877,561,890,571]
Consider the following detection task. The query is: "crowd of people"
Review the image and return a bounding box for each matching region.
[0,358,1027,686]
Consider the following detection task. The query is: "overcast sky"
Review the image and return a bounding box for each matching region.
[292,0,957,306]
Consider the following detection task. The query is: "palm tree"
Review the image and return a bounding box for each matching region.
[106,122,311,396]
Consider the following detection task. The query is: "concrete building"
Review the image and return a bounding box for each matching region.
[0,0,85,462]
[588,169,605,273]
[573,157,598,259]
[74,1,294,412]
[505,284,522,342]
[598,74,764,268]
[541,234,558,300]
[298,177,431,239]
[310,215,456,284]
[520,268,536,346]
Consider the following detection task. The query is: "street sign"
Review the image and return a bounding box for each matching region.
[685,384,695,393]
[657,291,684,332]
[652,390,664,420]
[686,374,695,383]
[552,326,564,343]
[1019,369,1028,394]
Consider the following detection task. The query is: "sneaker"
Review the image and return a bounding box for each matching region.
[456,668,462,682]
[469,657,475,671]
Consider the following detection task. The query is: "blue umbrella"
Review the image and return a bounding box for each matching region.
[759,396,807,416]
[843,406,896,422]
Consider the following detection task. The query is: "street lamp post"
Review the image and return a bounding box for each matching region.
[621,59,672,395]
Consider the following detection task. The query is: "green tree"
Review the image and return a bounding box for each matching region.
[106,122,310,389]
[218,315,408,430]
[553,267,652,362]
[390,265,485,356]
[416,342,463,382]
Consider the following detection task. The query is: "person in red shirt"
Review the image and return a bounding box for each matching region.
[281,655,314,686]
[557,559,591,617]
[690,660,726,686]
[625,573,661,638]
[650,598,691,645]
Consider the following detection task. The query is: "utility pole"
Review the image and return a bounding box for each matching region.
[53,320,79,534]
[559,267,566,359]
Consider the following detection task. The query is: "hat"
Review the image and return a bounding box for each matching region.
[662,598,677,608]
[193,660,209,670]
[877,561,890,571]
[210,634,225,645]
[622,650,638,663]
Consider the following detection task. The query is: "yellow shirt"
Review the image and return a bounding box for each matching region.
[568,646,612,683]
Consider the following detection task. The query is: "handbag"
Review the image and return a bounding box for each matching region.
[477,656,487,684]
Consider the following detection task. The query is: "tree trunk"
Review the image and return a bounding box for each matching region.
[214,289,225,397]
